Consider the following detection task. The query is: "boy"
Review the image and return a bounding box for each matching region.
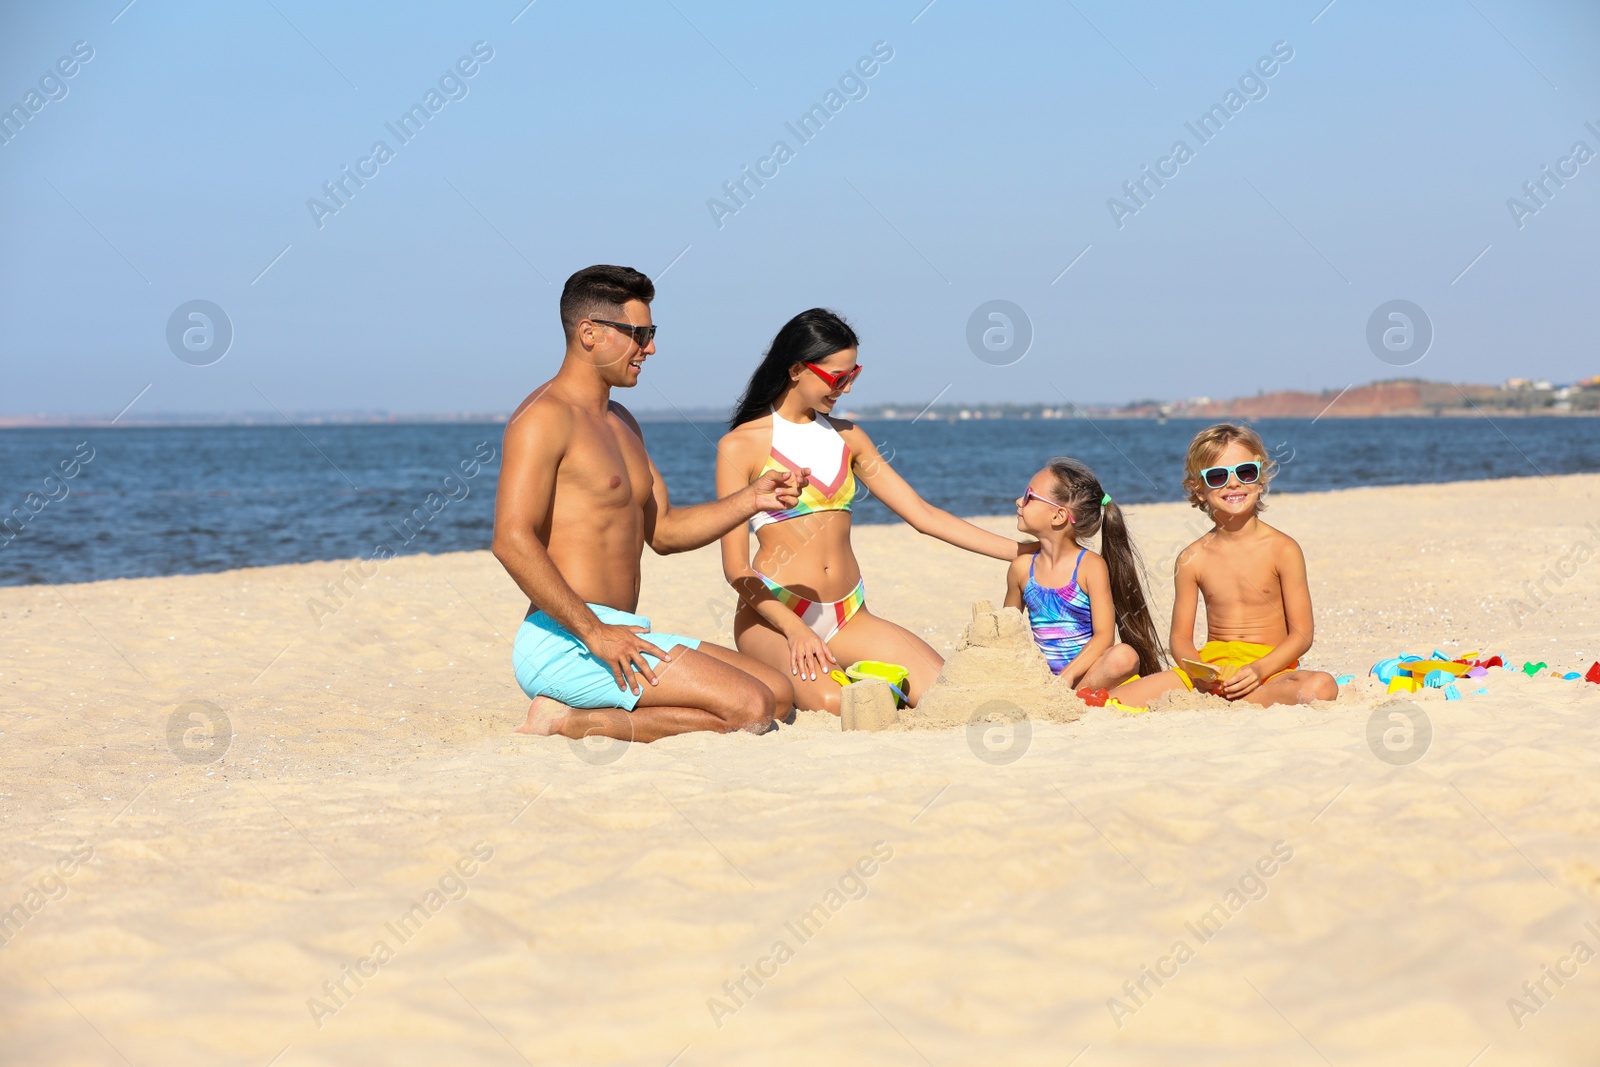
[1110,424,1338,709]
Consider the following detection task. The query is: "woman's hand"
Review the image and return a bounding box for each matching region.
[786,627,838,682]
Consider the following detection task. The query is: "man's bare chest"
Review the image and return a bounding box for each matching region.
[559,422,652,508]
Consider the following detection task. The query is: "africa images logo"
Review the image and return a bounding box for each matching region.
[306,42,495,230]
[165,300,234,366]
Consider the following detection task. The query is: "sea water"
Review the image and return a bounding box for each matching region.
[2,417,1595,586]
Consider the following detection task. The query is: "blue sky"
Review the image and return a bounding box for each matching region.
[2,0,1596,417]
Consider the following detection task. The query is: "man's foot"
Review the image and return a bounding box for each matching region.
[517,695,575,735]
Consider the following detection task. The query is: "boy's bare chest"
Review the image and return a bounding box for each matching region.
[1197,550,1282,605]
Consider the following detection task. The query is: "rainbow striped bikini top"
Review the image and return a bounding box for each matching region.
[750,409,856,530]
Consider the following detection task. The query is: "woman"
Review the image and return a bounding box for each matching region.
[716,308,1033,714]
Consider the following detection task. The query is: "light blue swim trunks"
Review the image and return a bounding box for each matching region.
[513,603,702,711]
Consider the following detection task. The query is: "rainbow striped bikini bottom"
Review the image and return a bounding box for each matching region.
[756,572,866,643]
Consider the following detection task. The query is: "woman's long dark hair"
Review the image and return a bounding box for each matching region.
[1047,457,1166,676]
[729,308,859,429]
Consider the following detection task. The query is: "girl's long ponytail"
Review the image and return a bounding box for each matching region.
[1097,500,1164,676]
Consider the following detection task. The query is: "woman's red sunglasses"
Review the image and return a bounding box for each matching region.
[803,362,863,390]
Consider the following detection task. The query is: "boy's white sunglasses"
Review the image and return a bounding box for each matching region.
[1197,461,1263,489]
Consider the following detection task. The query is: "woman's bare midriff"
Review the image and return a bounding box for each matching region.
[751,512,860,601]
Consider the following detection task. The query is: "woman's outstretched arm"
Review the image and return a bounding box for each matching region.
[843,425,1033,561]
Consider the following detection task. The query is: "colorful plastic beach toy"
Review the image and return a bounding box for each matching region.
[1403,660,1470,678]
[1075,686,1109,708]
[1334,675,1354,686]
[1522,661,1547,677]
[845,661,910,707]
[1586,662,1600,685]
[1371,657,1410,684]
[1370,648,1504,700]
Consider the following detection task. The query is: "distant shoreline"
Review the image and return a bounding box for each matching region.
[8,377,1599,427]
[2,410,1597,429]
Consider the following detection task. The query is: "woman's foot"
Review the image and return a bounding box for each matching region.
[517,695,575,735]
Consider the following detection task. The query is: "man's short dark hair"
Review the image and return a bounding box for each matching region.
[559,265,654,341]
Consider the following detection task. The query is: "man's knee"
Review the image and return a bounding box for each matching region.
[723,679,774,732]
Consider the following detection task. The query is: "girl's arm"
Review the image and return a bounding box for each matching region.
[844,426,1030,560]
[1056,552,1116,688]
[1168,546,1203,664]
[1003,555,1029,611]
[714,430,837,681]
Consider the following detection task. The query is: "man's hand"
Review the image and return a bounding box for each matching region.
[750,468,809,513]
[582,623,670,695]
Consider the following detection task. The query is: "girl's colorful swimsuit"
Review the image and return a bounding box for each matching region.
[1022,549,1093,672]
[750,410,865,641]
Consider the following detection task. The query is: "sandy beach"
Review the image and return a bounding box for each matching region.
[4,473,1599,1066]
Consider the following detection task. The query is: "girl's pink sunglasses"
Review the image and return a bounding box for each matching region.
[1021,486,1074,522]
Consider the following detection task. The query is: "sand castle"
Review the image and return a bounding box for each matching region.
[841,601,1081,731]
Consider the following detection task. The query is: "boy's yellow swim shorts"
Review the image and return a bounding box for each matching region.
[1175,640,1299,690]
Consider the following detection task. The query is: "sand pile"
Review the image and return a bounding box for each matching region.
[901,601,1079,729]
[6,474,1600,1064]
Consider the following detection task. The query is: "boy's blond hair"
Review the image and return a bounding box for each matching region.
[1183,423,1274,512]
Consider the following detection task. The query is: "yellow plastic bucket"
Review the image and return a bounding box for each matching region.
[845,661,910,707]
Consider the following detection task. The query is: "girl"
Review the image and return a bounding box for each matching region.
[1004,458,1163,690]
[716,308,1035,715]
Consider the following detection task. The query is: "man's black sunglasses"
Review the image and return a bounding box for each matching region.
[590,318,658,348]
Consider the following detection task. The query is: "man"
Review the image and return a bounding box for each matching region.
[493,264,803,742]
